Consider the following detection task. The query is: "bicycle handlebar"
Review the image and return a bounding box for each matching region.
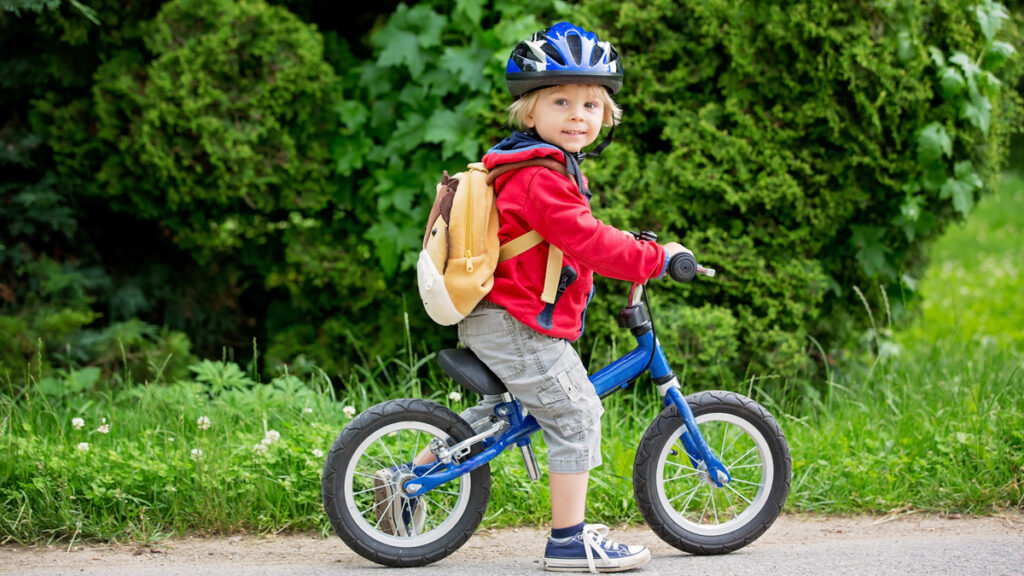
[668,252,716,282]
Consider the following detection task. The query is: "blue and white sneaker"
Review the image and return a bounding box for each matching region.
[544,524,651,573]
[372,465,426,537]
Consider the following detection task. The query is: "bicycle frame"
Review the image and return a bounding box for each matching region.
[403,283,732,498]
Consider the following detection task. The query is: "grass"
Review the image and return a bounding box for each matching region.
[1,174,1022,543]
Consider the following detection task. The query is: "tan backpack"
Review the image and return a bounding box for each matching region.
[416,159,569,325]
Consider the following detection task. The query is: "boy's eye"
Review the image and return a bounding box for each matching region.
[585,102,600,109]
[554,99,568,106]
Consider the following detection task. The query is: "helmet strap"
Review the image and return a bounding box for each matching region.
[580,120,616,160]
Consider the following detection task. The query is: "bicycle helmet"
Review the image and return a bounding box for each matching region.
[506,22,623,98]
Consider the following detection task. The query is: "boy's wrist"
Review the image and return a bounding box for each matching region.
[659,253,671,278]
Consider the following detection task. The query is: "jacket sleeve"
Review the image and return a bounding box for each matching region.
[519,168,666,283]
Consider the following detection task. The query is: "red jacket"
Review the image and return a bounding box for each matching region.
[482,135,666,341]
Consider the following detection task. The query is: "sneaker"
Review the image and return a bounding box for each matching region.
[372,465,426,537]
[544,524,651,573]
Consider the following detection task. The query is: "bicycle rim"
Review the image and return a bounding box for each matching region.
[344,420,473,547]
[654,412,774,536]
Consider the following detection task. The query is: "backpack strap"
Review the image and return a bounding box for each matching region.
[488,158,573,305]
[486,158,569,186]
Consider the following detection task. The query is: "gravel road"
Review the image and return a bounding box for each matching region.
[2,513,1021,576]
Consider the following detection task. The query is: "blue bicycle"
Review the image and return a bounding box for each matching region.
[322,250,792,567]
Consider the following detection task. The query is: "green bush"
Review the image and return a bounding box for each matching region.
[2,0,1021,393]
[574,0,1022,390]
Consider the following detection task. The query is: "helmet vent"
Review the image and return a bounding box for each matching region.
[541,42,566,66]
[590,44,605,66]
[566,34,583,64]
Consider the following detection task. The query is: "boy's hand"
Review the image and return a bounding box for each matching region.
[662,242,692,258]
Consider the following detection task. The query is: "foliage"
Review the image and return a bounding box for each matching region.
[2,0,1022,391]
[575,0,1022,393]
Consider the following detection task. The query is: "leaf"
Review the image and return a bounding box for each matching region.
[439,45,490,91]
[939,163,982,217]
[927,45,946,67]
[984,41,1016,71]
[408,4,446,48]
[455,0,486,26]
[423,109,461,147]
[949,51,980,91]
[974,1,1009,42]
[960,92,992,133]
[333,101,369,130]
[916,122,952,165]
[897,30,913,63]
[376,29,424,76]
[940,67,965,99]
[900,193,923,222]
[851,225,895,279]
[953,160,983,188]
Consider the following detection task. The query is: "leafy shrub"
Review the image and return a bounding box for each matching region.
[574,0,1022,390]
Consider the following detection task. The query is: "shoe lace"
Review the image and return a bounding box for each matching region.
[579,523,621,574]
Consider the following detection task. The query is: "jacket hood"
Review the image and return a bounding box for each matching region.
[483,131,588,197]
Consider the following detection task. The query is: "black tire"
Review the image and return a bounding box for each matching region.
[321,398,491,567]
[634,390,791,555]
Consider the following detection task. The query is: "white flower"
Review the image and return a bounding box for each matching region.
[303,407,313,414]
[101,417,106,424]
[312,448,324,459]
[72,418,85,430]
[190,448,204,461]
[196,416,211,430]
[448,391,462,402]
[96,424,110,434]
[168,437,175,443]
[264,429,281,444]
[342,405,356,418]
[77,442,89,452]
[253,443,268,455]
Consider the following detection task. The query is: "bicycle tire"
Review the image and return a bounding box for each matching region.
[321,398,491,567]
[633,390,791,555]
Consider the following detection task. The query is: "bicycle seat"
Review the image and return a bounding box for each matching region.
[437,349,508,396]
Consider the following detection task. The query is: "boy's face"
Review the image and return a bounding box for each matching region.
[525,84,605,153]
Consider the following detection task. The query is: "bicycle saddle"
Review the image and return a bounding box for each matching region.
[437,349,508,396]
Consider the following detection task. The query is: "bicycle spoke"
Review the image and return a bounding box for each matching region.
[726,463,763,471]
[432,488,462,497]
[423,493,454,517]
[729,477,764,488]
[710,486,719,524]
[721,481,738,519]
[724,481,754,505]
[668,483,702,506]
[727,445,757,468]
[664,470,699,483]
[664,459,696,471]
[698,493,711,523]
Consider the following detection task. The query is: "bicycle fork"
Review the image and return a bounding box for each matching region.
[659,380,732,487]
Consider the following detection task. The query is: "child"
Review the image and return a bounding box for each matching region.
[376,21,688,572]
[460,22,687,572]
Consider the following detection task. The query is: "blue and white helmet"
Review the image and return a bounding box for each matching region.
[506,22,623,98]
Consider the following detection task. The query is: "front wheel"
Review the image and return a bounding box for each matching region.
[321,398,491,567]
[634,390,791,555]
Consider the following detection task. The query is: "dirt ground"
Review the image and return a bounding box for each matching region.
[2,512,1022,576]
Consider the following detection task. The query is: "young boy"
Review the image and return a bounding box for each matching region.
[454,22,688,572]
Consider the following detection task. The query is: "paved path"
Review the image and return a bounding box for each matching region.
[2,513,1022,575]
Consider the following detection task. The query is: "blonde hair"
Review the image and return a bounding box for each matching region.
[507,84,622,131]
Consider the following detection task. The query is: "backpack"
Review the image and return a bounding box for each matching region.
[417,159,570,325]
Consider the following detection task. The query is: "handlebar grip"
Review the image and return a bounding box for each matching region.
[668,252,697,282]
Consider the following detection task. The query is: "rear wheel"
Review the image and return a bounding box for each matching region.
[321,398,491,567]
[633,390,791,554]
